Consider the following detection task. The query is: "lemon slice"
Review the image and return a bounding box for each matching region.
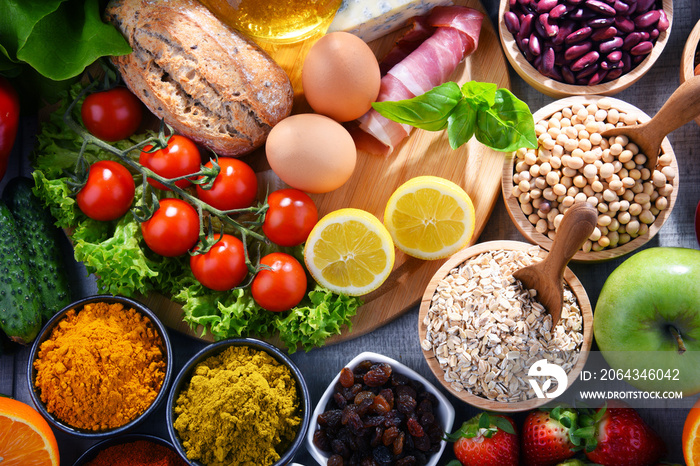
[304,208,395,296]
[384,176,476,260]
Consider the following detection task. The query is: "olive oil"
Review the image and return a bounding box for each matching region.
[199,0,343,43]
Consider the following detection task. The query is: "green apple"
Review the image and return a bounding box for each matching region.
[594,247,700,395]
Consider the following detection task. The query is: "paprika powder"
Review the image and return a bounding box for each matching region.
[86,439,188,466]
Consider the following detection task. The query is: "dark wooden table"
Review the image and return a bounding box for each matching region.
[2,0,699,464]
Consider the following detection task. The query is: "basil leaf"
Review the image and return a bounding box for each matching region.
[475,88,537,152]
[461,80,497,111]
[17,0,131,81]
[447,99,477,150]
[372,81,462,131]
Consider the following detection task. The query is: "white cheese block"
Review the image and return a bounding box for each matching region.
[328,0,454,43]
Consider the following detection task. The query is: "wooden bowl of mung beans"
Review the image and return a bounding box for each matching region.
[502,95,678,262]
[499,0,673,98]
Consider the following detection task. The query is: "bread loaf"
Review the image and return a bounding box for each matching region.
[104,0,294,157]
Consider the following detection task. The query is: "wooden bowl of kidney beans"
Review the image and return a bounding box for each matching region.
[680,19,700,126]
[499,0,672,97]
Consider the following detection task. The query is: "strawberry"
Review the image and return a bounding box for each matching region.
[522,406,583,466]
[446,412,519,466]
[582,402,667,466]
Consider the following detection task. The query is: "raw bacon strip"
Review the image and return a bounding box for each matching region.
[353,6,484,156]
[379,16,435,76]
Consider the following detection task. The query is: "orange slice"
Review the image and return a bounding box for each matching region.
[0,397,59,466]
[684,397,700,466]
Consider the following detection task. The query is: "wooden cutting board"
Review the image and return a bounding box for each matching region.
[144,0,511,345]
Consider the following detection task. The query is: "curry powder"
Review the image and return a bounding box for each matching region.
[173,345,301,466]
[33,301,166,431]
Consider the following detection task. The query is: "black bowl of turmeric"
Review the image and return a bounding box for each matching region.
[166,338,311,466]
[73,434,187,466]
[27,295,173,439]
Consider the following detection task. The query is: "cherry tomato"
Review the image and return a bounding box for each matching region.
[140,135,202,191]
[190,234,248,291]
[81,87,143,142]
[76,160,135,221]
[251,252,307,312]
[196,158,258,211]
[262,189,318,247]
[141,198,199,257]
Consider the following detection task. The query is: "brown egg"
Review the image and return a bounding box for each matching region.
[265,114,356,193]
[302,32,381,122]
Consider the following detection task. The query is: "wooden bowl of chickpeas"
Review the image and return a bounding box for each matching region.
[502,95,678,262]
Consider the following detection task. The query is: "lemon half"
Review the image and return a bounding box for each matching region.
[384,176,475,260]
[304,208,395,296]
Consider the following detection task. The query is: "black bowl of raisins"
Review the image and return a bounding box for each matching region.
[307,352,455,466]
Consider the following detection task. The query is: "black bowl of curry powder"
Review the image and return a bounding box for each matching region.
[167,338,311,466]
[27,295,174,439]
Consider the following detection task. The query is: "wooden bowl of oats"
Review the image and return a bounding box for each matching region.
[418,240,593,412]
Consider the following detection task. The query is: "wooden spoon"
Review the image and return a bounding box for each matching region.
[601,74,700,171]
[512,202,598,325]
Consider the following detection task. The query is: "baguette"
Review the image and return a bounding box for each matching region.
[104,0,294,157]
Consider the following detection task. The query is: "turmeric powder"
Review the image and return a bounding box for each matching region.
[173,345,301,466]
[33,301,166,431]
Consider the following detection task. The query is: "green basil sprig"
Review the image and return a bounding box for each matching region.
[372,81,538,153]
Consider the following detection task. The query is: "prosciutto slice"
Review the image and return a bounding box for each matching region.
[352,6,484,156]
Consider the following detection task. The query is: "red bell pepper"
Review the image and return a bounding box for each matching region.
[0,77,20,181]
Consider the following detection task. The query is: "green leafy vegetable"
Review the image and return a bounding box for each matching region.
[31,82,362,352]
[372,81,538,152]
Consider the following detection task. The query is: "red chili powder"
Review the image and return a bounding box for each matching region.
[85,439,189,466]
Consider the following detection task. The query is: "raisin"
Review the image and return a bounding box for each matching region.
[392,431,405,456]
[365,415,384,427]
[382,425,400,446]
[355,360,373,374]
[416,399,433,415]
[355,391,375,405]
[372,445,393,465]
[333,392,348,409]
[370,426,384,447]
[364,363,392,387]
[332,438,350,457]
[313,429,332,452]
[425,422,444,444]
[361,458,379,466]
[407,416,425,437]
[419,412,435,427]
[413,433,431,452]
[396,456,417,466]
[370,394,391,414]
[339,367,355,388]
[379,388,394,408]
[343,409,365,435]
[397,393,417,415]
[328,455,345,466]
[319,409,343,428]
[396,385,417,401]
[391,372,409,386]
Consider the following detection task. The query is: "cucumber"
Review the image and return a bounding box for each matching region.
[0,200,42,344]
[2,177,72,320]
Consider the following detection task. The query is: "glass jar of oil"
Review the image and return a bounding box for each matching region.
[199,0,343,43]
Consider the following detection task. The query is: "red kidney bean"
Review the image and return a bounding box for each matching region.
[552,19,576,45]
[648,28,659,40]
[588,69,609,85]
[510,0,518,7]
[599,36,623,54]
[613,0,631,14]
[538,0,560,13]
[518,0,533,7]
[622,31,643,50]
[607,50,623,62]
[590,26,618,41]
[600,59,623,70]
[636,0,655,12]
[542,47,556,74]
[576,62,600,78]
[657,10,669,31]
[571,51,600,71]
[607,68,624,80]
[539,13,559,37]
[634,10,660,28]
[550,3,573,18]
[505,11,521,35]
[585,0,616,16]
[566,0,586,5]
[517,13,535,41]
[561,65,576,83]
[589,17,616,27]
[564,41,593,61]
[615,16,636,33]
[565,26,593,44]
[630,40,653,55]
[621,52,632,72]
[529,33,542,55]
